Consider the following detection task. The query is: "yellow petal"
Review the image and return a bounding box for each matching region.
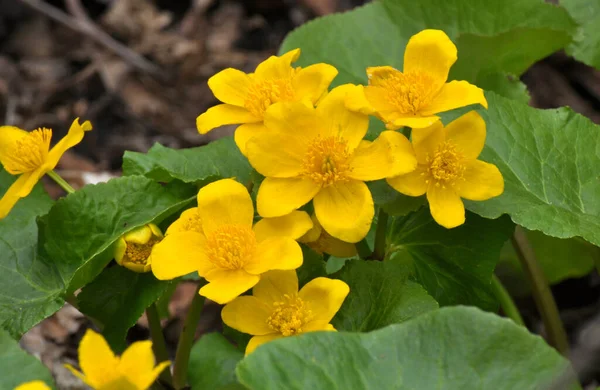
[292,63,338,103]
[64,364,88,384]
[319,235,357,258]
[148,223,163,239]
[444,110,486,159]
[47,118,92,170]
[252,269,298,306]
[119,341,158,389]
[427,184,465,228]
[124,225,153,244]
[197,179,254,235]
[150,232,212,280]
[221,296,273,335]
[455,159,504,201]
[262,101,322,141]
[0,126,27,164]
[386,165,428,196]
[257,177,320,218]
[313,180,374,243]
[302,320,336,332]
[196,104,260,134]
[421,81,488,116]
[390,115,441,130]
[246,131,307,178]
[403,29,456,87]
[316,84,369,151]
[411,121,445,164]
[345,84,377,115]
[234,123,266,157]
[253,211,313,242]
[0,168,47,219]
[14,381,52,390]
[207,68,252,106]
[299,277,349,322]
[298,214,322,243]
[245,334,283,355]
[165,207,202,235]
[78,329,119,388]
[254,49,301,80]
[201,269,260,304]
[245,237,303,275]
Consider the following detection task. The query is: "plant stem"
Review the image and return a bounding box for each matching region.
[47,170,75,194]
[355,238,372,259]
[491,275,524,326]
[172,285,205,389]
[373,208,389,260]
[511,226,569,355]
[146,303,173,387]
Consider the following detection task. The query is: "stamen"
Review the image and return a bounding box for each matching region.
[205,225,257,270]
[371,70,438,114]
[244,78,296,118]
[426,141,465,187]
[2,128,52,174]
[125,239,159,265]
[302,136,352,186]
[267,294,313,336]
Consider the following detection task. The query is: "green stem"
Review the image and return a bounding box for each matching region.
[511,226,569,355]
[373,208,389,260]
[355,238,372,259]
[47,170,75,194]
[172,285,205,389]
[491,275,524,326]
[146,303,173,387]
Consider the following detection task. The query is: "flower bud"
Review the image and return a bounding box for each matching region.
[114,223,163,273]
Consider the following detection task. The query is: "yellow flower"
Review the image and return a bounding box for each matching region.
[346,29,487,130]
[387,111,504,228]
[14,381,51,390]
[299,214,357,258]
[246,84,417,243]
[151,179,310,304]
[65,329,170,390]
[115,223,163,273]
[196,48,338,155]
[0,118,92,219]
[222,270,349,355]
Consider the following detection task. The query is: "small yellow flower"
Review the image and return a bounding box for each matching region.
[222,270,349,355]
[0,118,92,219]
[14,381,51,390]
[65,329,170,390]
[196,48,338,155]
[246,84,417,243]
[387,111,504,228]
[115,223,163,273]
[299,214,357,258]
[151,179,310,304]
[346,30,487,130]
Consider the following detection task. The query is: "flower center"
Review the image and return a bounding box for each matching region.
[267,294,313,336]
[427,141,465,186]
[372,70,438,114]
[205,225,257,270]
[2,128,52,174]
[244,78,296,118]
[302,136,352,187]
[125,238,159,265]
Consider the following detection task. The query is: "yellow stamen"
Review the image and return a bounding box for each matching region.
[302,136,352,186]
[244,78,296,118]
[206,225,257,270]
[267,294,313,336]
[426,141,465,187]
[371,70,438,114]
[125,238,159,265]
[3,128,52,174]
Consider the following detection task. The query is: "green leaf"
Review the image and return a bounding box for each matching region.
[189,333,244,390]
[43,176,195,293]
[562,0,600,69]
[0,170,64,338]
[0,329,55,389]
[123,137,252,186]
[77,266,172,351]
[387,209,514,310]
[332,258,438,331]
[280,0,575,98]
[297,246,327,286]
[236,307,578,390]
[369,181,425,217]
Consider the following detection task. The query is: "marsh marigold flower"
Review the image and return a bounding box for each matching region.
[151,179,310,304]
[299,214,357,258]
[346,29,487,129]
[246,84,417,243]
[196,49,338,155]
[114,223,163,273]
[387,111,504,228]
[222,270,349,354]
[0,118,92,219]
[65,329,169,390]
[14,381,51,390]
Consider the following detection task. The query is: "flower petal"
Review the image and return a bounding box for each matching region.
[318,235,358,258]
[252,269,298,306]
[302,320,336,332]
[46,119,92,170]
[78,329,119,388]
[14,380,52,390]
[196,104,260,134]
[234,122,267,157]
[389,115,441,130]
[254,49,301,80]
[313,180,374,243]
[221,296,273,335]
[403,29,457,87]
[246,334,283,355]
[298,214,322,243]
[207,68,252,106]
[299,277,349,322]
[427,184,465,228]
[262,101,322,141]
[198,179,254,235]
[245,237,303,275]
[119,341,159,389]
[246,131,306,178]
[165,208,202,235]
[123,225,152,244]
[444,110,486,159]
[411,121,445,164]
[292,63,338,103]
[345,84,377,115]
[200,269,260,304]
[151,232,212,280]
[0,126,27,164]
[387,165,428,196]
[257,177,320,218]
[0,170,43,219]
[253,211,313,242]
[421,81,488,116]
[455,159,504,201]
